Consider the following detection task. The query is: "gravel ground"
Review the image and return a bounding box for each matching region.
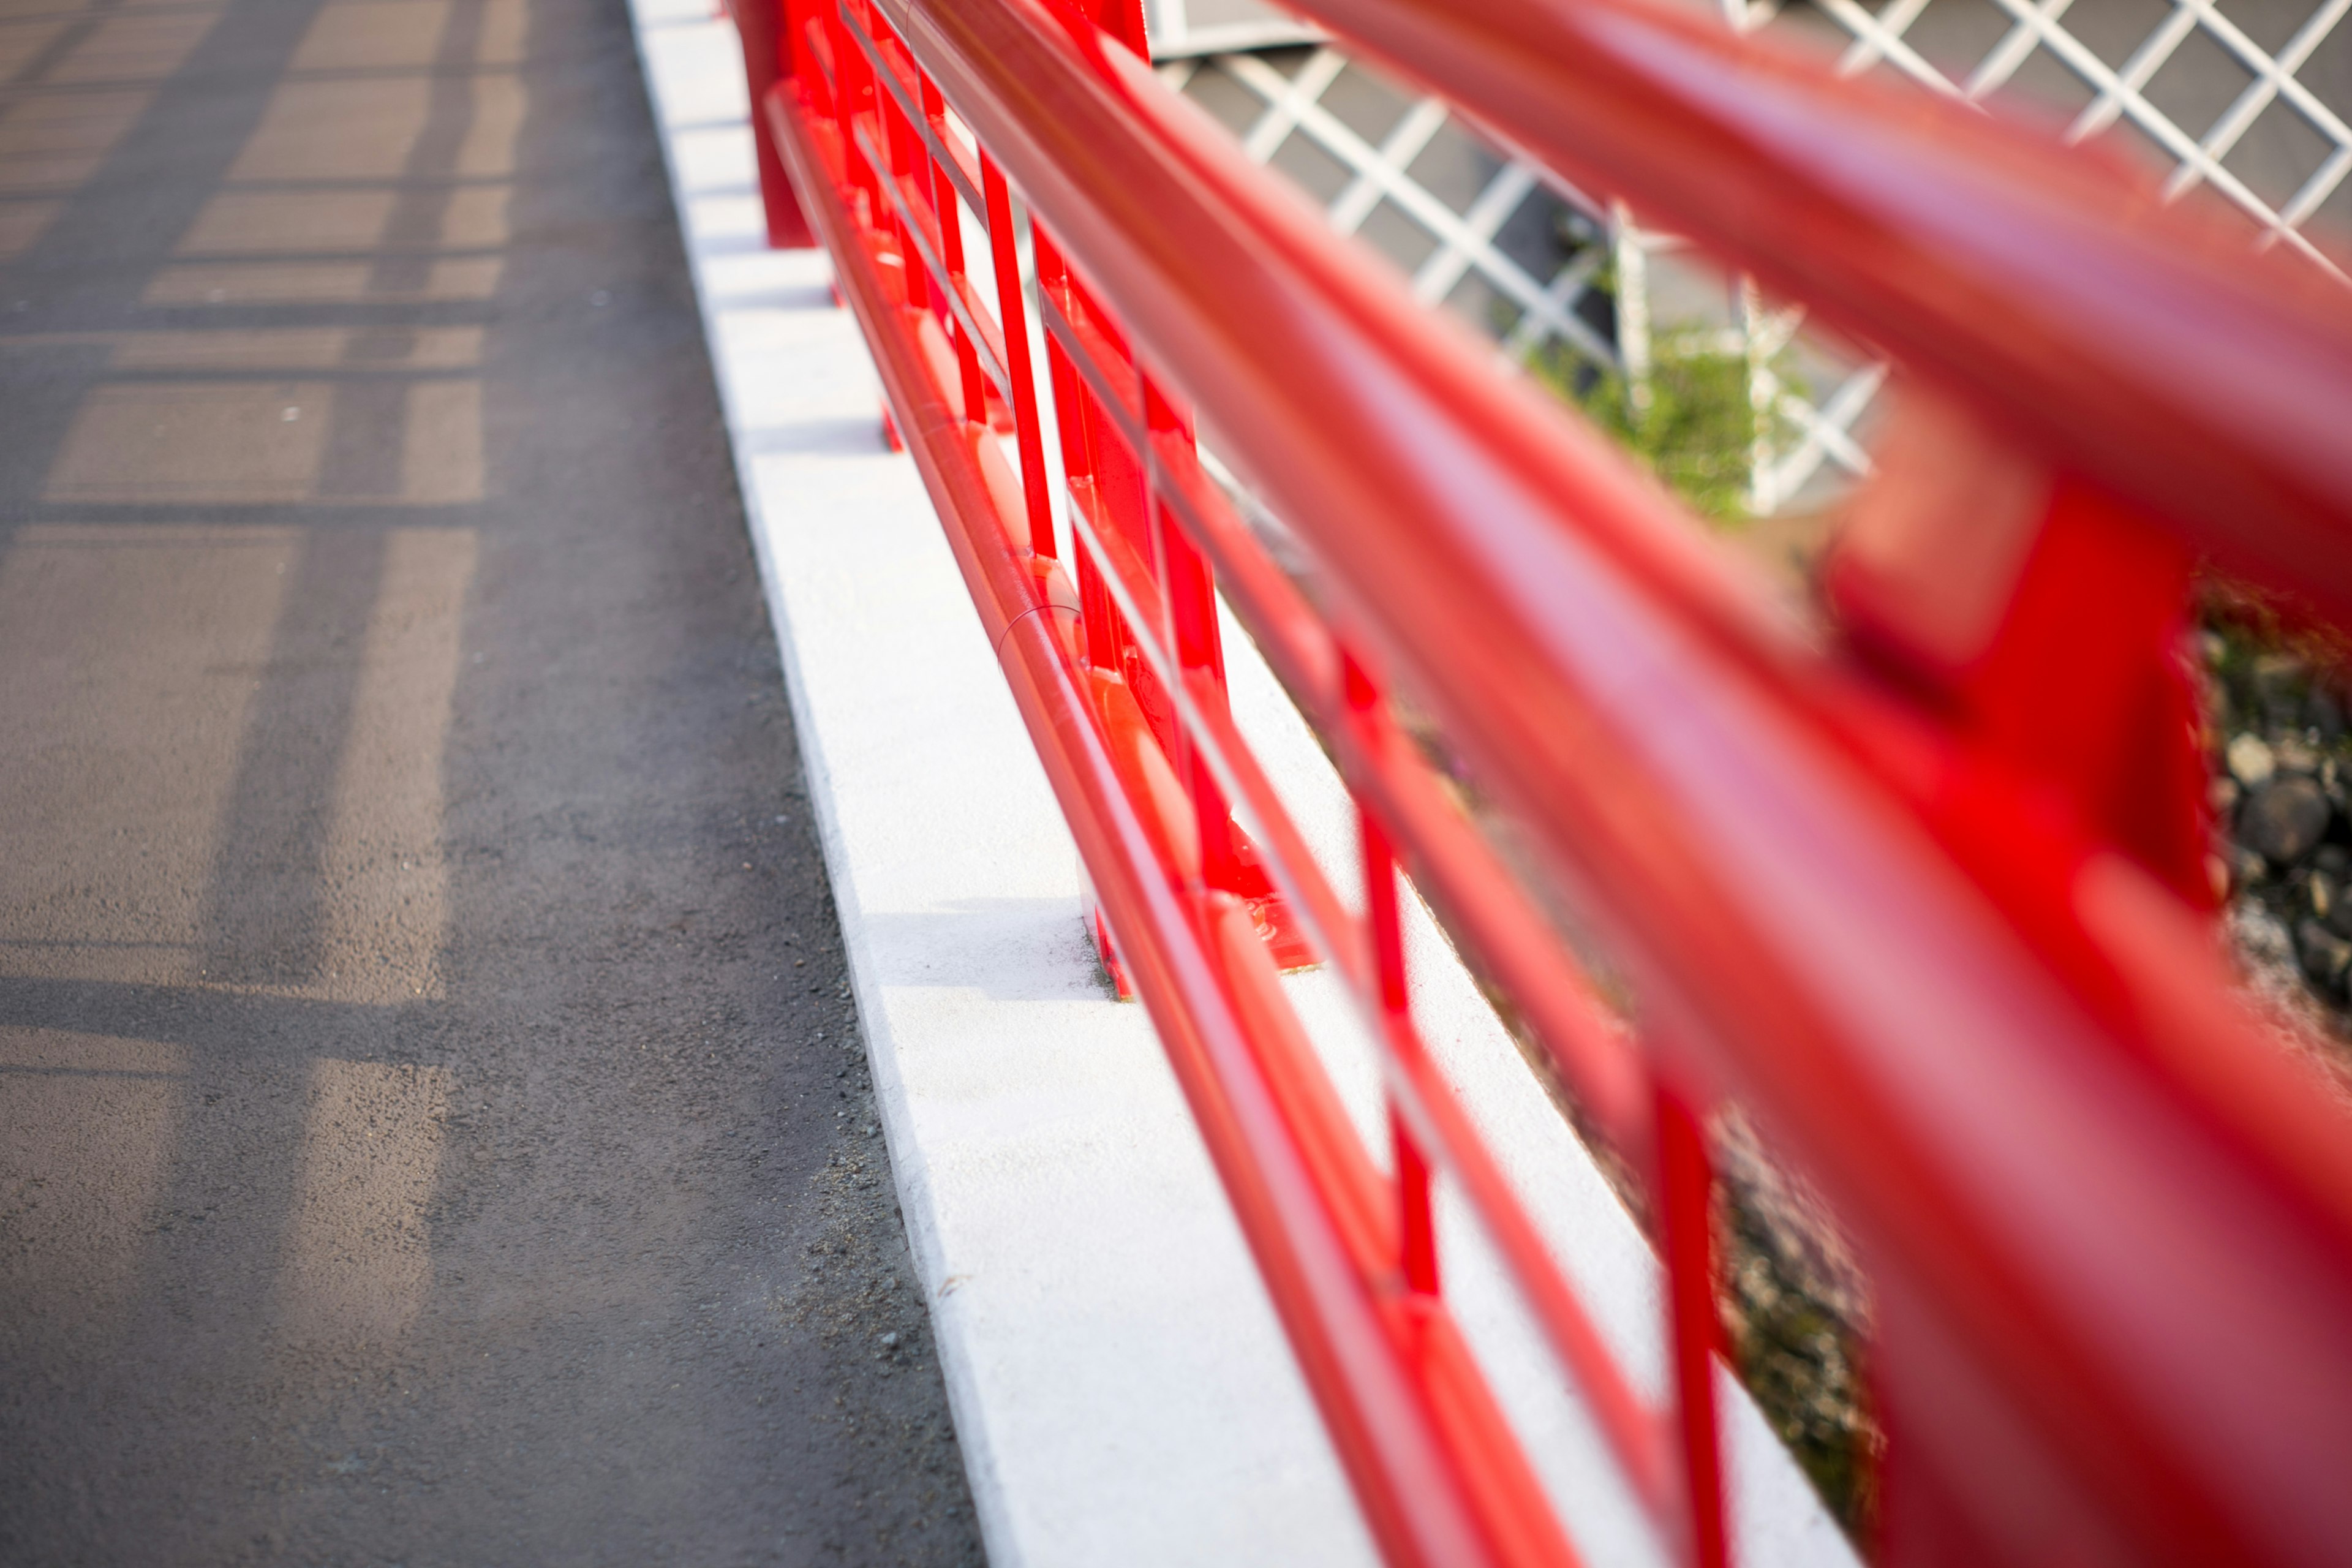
[1687,595,2352,1548]
[2199,606,2352,1099]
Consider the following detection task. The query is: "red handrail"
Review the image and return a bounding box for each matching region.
[739,0,2352,1562]
[1278,0,2352,634]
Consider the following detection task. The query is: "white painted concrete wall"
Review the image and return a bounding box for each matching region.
[623,7,1860,1566]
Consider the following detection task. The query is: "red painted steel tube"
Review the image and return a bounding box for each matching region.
[1147,437,1652,1151]
[1063,472,1673,1503]
[981,153,1057,559]
[1285,0,2352,635]
[768,72,1578,1568]
[1368,945,1675,1513]
[727,0,816,247]
[1658,1085,1727,1568]
[1039,251,1652,1152]
[859,2,2352,1562]
[1365,805,1440,1295]
[1017,237,1676,1509]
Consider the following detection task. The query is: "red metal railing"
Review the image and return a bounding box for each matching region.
[736,0,2352,1562]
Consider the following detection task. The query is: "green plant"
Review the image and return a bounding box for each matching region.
[1529,341,1760,522]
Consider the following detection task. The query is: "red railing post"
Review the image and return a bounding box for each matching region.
[830,2,884,243]
[781,0,832,121]
[1362,783,1438,1297]
[1822,394,2212,908]
[982,151,1058,559]
[917,78,994,429]
[1079,0,1151,58]
[1033,235,1112,667]
[870,19,932,317]
[1659,1082,1728,1568]
[727,0,816,247]
[1145,379,1249,897]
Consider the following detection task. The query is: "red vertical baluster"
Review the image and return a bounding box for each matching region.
[1660,1081,1730,1568]
[1079,0,1150,56]
[981,152,1057,560]
[1035,221,1126,987]
[870,18,930,315]
[783,0,830,121]
[825,2,877,236]
[830,1,899,441]
[1360,767,1438,1295]
[778,0,820,88]
[1035,230,1119,676]
[728,0,813,247]
[919,77,990,428]
[1063,0,1143,682]
[1058,0,1138,686]
[1144,378,1243,892]
[1069,292,1150,595]
[1391,1112,1439,1298]
[1069,320,1165,804]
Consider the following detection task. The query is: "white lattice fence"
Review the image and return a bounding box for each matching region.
[1156,0,2352,514]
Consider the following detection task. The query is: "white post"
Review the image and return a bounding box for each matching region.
[1741,274,1774,516]
[1611,202,1653,420]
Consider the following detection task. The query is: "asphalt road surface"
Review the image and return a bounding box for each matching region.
[0,0,984,1560]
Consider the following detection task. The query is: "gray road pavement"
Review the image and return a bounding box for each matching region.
[0,0,982,1561]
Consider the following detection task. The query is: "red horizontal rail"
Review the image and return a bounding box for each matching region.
[1286,0,2352,635]
[767,38,1588,1568]
[876,0,2352,1542]
[736,0,2352,1562]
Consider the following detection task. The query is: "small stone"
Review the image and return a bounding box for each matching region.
[2253,654,2308,728]
[2298,918,2352,992]
[2241,776,2332,866]
[879,1331,899,1348]
[2227,733,2276,788]
[2309,686,2346,742]
[2274,734,2320,776]
[2323,874,2352,942]
[2209,775,2241,816]
[2312,870,2339,924]
[2317,845,2351,877]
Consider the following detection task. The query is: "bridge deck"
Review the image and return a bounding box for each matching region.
[0,0,981,1559]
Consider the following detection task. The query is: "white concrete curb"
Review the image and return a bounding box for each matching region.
[622,10,1860,1567]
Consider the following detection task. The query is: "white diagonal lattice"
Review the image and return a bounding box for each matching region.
[1165,44,1865,513]
[1169,50,1621,371]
